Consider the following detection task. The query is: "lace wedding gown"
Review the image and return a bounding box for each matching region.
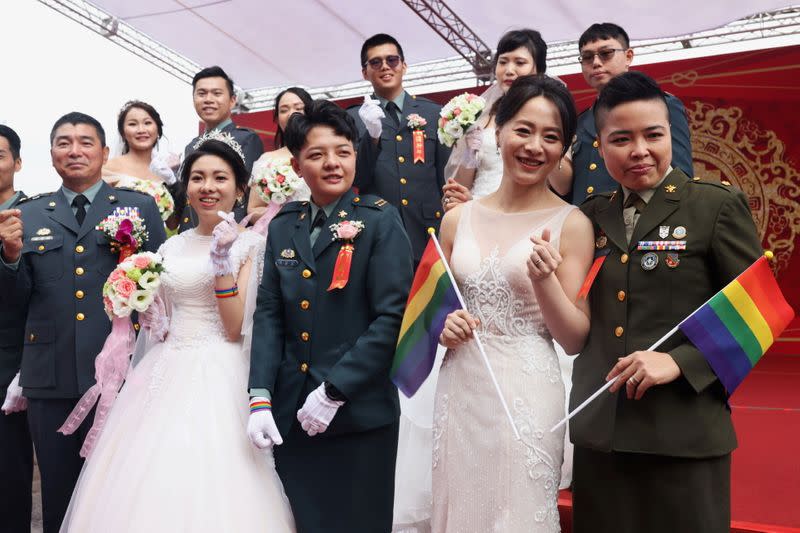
[61,230,295,533]
[431,201,575,533]
[470,127,503,200]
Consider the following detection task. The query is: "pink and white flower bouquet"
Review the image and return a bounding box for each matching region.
[437,93,486,147]
[128,178,175,221]
[102,251,165,319]
[250,157,305,205]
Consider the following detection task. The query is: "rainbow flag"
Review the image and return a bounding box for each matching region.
[679,256,794,394]
[391,237,461,397]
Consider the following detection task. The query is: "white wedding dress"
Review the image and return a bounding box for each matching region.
[61,230,295,533]
[470,127,503,200]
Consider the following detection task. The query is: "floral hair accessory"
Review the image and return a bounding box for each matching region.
[327,220,365,291]
[193,130,246,163]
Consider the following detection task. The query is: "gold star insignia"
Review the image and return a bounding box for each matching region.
[665,184,677,193]
[299,212,306,220]
[338,210,348,218]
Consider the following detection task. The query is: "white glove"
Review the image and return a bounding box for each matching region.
[358,95,385,140]
[2,373,26,414]
[247,397,283,449]
[460,126,483,168]
[149,154,178,185]
[210,211,241,276]
[297,383,344,436]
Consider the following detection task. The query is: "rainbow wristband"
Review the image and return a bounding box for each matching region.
[250,399,272,413]
[215,285,239,299]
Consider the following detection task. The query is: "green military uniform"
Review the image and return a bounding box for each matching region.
[249,188,413,532]
[570,168,762,533]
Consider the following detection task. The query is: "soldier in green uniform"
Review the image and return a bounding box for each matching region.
[570,72,762,533]
[247,100,413,532]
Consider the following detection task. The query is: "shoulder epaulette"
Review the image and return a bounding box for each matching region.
[275,200,307,216]
[581,190,613,206]
[688,176,735,191]
[350,194,385,209]
[17,191,55,204]
[114,186,151,196]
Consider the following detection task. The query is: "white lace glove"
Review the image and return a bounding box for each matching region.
[210,211,240,276]
[359,95,385,140]
[149,154,178,185]
[2,373,26,414]
[139,293,169,342]
[247,397,283,449]
[297,383,344,436]
[460,126,483,168]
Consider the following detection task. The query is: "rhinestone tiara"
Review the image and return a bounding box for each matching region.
[192,130,246,163]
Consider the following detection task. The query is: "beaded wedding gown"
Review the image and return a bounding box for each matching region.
[60,229,295,532]
[431,201,575,533]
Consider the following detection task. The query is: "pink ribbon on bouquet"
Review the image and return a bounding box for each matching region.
[58,317,135,458]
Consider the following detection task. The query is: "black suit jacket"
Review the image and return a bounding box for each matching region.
[0,182,166,399]
[249,188,413,437]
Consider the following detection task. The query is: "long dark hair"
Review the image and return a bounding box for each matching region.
[117,100,164,154]
[273,87,313,150]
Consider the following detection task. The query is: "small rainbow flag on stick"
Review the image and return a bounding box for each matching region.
[679,254,794,394]
[391,235,461,397]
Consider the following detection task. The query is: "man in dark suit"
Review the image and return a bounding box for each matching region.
[0,124,33,533]
[549,23,693,205]
[347,33,450,264]
[570,73,762,533]
[0,113,166,533]
[178,65,264,232]
[248,100,413,532]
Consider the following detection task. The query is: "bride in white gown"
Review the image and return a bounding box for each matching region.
[61,139,295,532]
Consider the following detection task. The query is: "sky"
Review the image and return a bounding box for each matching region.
[0,0,198,195]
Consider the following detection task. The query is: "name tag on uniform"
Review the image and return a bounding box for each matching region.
[31,236,55,242]
[275,259,299,268]
[637,240,686,251]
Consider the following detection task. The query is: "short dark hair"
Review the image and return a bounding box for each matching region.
[494,29,548,75]
[273,87,314,150]
[579,22,630,50]
[50,112,106,147]
[117,100,164,154]
[180,139,249,195]
[593,71,669,132]
[192,66,235,96]
[495,75,577,157]
[284,100,358,157]
[360,33,405,68]
[0,125,21,160]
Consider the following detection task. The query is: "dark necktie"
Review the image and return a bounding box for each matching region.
[385,101,400,127]
[73,194,89,226]
[310,207,327,234]
[624,192,646,213]
[623,192,646,243]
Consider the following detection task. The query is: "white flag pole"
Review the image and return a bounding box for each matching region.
[429,230,521,440]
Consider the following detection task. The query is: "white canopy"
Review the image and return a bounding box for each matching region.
[90,0,791,90]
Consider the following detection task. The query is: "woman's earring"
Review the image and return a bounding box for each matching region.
[558,159,563,170]
[496,144,500,155]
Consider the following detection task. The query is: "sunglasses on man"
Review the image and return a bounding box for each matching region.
[577,48,626,65]
[364,55,403,70]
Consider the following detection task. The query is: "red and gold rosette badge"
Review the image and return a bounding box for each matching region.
[327,220,365,291]
[407,113,427,164]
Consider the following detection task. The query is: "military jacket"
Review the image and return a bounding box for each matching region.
[0,191,27,388]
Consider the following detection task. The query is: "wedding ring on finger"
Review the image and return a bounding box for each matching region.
[628,376,640,385]
[443,197,451,205]
[534,258,543,266]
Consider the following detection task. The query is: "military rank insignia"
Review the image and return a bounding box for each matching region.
[280,249,296,259]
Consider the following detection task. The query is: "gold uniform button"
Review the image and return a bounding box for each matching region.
[76,313,85,321]
[300,300,310,310]
[302,269,312,279]
[300,362,309,373]
[37,245,45,251]
[435,211,441,219]
[398,156,405,163]
[396,135,403,142]
[400,178,407,185]
[589,163,598,171]
[353,197,360,203]
[301,331,310,342]
[183,217,190,223]
[75,290,85,299]
[615,326,624,337]
[620,254,629,264]
[133,323,140,331]
[592,140,599,148]
[586,186,594,194]
[75,267,85,275]
[692,177,701,181]
[29,333,36,342]
[401,199,409,206]
[75,245,85,253]
[617,290,626,302]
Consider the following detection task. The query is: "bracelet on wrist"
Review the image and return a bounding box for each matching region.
[215,285,239,299]
[249,399,272,413]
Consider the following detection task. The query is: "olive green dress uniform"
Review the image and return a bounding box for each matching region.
[177,119,264,232]
[249,188,413,533]
[0,190,34,533]
[570,94,694,205]
[0,182,166,533]
[348,92,450,263]
[570,168,763,533]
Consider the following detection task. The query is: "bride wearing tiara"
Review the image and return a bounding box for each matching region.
[60,137,295,532]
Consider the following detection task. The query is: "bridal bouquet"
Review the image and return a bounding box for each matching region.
[96,207,150,262]
[128,179,175,222]
[250,157,305,205]
[102,251,165,319]
[437,93,486,147]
